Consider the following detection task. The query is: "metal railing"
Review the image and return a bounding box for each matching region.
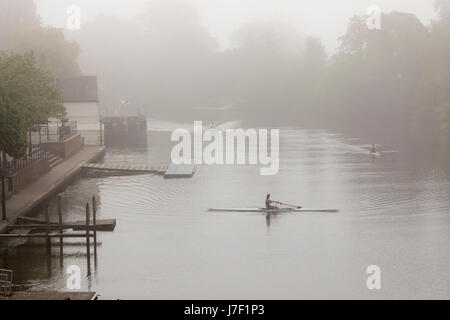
[32,121,78,143]
[1,144,48,177]
[0,269,13,297]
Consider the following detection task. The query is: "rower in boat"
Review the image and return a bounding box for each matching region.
[208,207,338,213]
[208,198,339,213]
[265,194,280,209]
[370,144,376,154]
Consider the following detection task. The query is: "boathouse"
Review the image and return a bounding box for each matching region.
[56,76,101,144]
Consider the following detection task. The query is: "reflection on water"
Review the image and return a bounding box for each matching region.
[1,121,449,299]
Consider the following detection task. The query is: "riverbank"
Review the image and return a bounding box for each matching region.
[0,145,105,234]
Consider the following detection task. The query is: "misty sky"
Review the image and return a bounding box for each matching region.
[36,0,437,52]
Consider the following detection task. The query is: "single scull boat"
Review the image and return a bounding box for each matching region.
[207,207,338,213]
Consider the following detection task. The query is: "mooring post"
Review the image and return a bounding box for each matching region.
[99,121,103,145]
[85,203,91,276]
[1,173,6,221]
[57,195,63,258]
[45,203,51,254]
[92,196,97,262]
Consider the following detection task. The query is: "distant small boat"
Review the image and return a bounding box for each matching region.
[207,207,338,213]
[382,150,399,154]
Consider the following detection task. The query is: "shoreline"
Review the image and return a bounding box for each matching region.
[0,145,105,235]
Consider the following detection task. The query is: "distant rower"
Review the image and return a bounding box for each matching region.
[265,194,280,209]
[371,144,376,154]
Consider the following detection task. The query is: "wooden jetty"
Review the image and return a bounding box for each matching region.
[82,162,197,178]
[0,232,96,239]
[82,163,168,175]
[11,216,116,231]
[0,195,112,276]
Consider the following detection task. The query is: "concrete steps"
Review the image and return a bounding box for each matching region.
[47,152,64,169]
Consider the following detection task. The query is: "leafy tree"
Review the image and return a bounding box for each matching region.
[0,51,64,132]
[320,12,435,139]
[0,96,28,158]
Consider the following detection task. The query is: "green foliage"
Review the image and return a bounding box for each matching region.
[0,52,65,157]
[0,51,64,129]
[0,96,28,158]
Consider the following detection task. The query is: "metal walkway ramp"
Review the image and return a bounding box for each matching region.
[82,162,196,178]
[163,163,196,178]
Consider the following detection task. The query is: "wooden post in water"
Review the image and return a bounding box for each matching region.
[1,173,6,221]
[92,196,97,264]
[57,195,63,258]
[99,121,103,145]
[85,203,91,276]
[45,203,51,254]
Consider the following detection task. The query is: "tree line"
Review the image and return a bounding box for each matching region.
[0,0,449,158]
[72,0,448,148]
[0,52,64,159]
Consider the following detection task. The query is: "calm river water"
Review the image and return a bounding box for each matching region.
[1,119,449,299]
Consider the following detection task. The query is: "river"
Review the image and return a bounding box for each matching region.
[1,119,449,299]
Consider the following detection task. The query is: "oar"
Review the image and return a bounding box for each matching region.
[278,202,302,209]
